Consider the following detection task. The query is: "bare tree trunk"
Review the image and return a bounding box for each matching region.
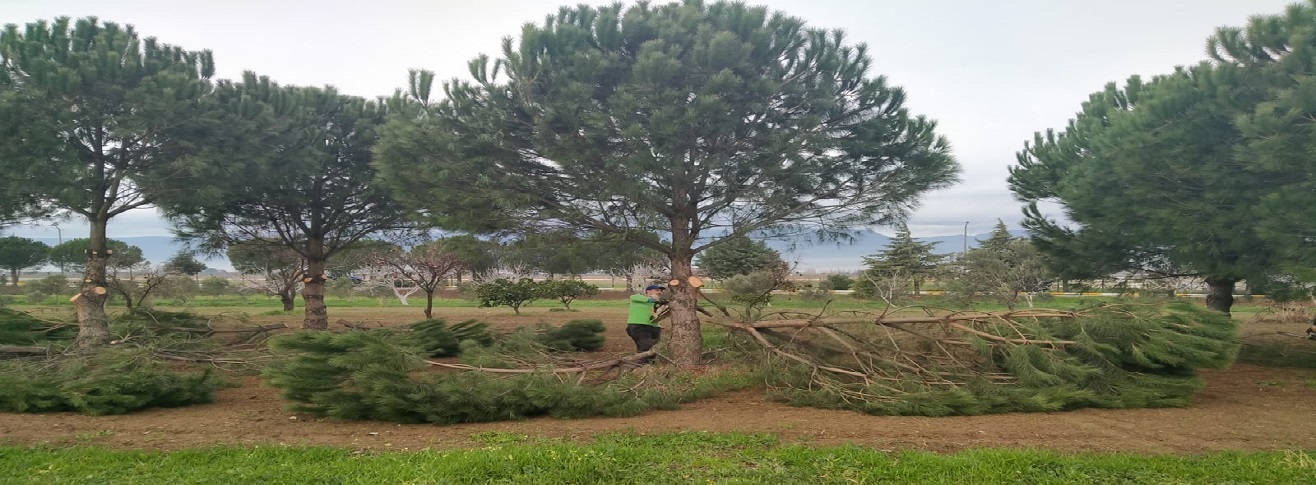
[279,291,295,311]
[667,254,702,366]
[74,217,112,349]
[423,289,435,319]
[1204,277,1237,316]
[9,268,18,287]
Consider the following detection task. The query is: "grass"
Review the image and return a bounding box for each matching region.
[0,432,1312,484]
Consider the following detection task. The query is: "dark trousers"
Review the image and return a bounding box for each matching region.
[626,324,662,363]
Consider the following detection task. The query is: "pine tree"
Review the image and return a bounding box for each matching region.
[0,237,48,287]
[978,220,1016,253]
[1214,2,1316,286]
[696,237,785,281]
[165,76,407,330]
[860,224,944,297]
[1010,62,1275,314]
[0,18,219,347]
[374,2,960,365]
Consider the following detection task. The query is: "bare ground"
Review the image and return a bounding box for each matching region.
[2,303,1314,455]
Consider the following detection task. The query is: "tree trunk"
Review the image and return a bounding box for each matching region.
[10,268,17,287]
[667,254,703,366]
[1204,277,1237,315]
[302,256,329,330]
[73,218,112,349]
[279,291,295,311]
[423,289,434,319]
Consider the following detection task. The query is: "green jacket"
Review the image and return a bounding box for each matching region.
[627,294,659,326]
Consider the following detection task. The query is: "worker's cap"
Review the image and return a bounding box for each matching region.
[644,285,665,291]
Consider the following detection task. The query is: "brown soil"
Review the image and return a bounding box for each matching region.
[2,305,1314,455]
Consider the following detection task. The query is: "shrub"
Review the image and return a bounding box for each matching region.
[199,277,231,297]
[538,279,599,310]
[25,275,69,297]
[473,278,540,314]
[407,319,495,357]
[24,291,50,305]
[0,347,220,415]
[824,274,853,291]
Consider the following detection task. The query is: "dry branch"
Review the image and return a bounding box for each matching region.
[338,320,384,330]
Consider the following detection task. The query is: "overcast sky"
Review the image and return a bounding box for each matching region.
[1,0,1296,240]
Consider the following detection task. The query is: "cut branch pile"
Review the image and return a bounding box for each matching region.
[708,302,1237,416]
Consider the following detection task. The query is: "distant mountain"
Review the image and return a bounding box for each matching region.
[25,229,1030,275]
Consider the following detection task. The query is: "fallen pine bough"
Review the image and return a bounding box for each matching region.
[261,301,1238,422]
[702,302,1237,416]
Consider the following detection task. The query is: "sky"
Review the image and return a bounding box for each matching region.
[0,0,1298,241]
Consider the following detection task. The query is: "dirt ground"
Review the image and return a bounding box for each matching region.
[2,304,1315,455]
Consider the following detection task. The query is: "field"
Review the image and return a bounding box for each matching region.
[2,294,1315,482]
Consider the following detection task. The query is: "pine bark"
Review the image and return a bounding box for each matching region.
[301,236,330,329]
[667,253,703,366]
[1204,277,1237,315]
[73,218,112,348]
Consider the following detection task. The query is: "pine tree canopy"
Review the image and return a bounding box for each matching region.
[164,252,207,276]
[0,236,49,285]
[375,0,958,255]
[0,17,216,221]
[47,238,143,273]
[862,224,942,278]
[164,75,405,262]
[1212,1,1316,283]
[1008,55,1280,313]
[696,236,783,280]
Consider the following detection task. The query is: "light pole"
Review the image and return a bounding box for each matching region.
[55,225,64,274]
[962,222,969,258]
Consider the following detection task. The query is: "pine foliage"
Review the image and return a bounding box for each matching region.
[536,319,607,352]
[406,319,495,357]
[759,303,1237,416]
[263,330,746,424]
[0,347,220,415]
[0,308,75,345]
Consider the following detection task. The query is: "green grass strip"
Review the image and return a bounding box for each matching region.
[1,432,1312,484]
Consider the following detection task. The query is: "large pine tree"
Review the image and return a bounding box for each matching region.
[165,75,407,329]
[375,1,959,365]
[1009,62,1276,314]
[0,17,216,346]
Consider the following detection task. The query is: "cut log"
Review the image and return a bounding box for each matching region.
[0,346,50,356]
